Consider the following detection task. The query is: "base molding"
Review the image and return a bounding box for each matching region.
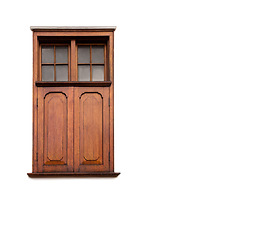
[27,172,120,178]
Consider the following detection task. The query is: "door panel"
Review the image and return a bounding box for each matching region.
[38,87,73,172]
[74,87,110,172]
[80,93,103,165]
[44,92,67,165]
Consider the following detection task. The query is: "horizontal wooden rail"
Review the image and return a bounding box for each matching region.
[35,81,112,87]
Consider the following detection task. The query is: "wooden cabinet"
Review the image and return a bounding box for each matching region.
[27,27,119,177]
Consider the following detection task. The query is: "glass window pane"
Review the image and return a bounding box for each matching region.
[56,65,68,81]
[92,65,104,81]
[42,46,54,63]
[92,46,104,63]
[78,65,90,81]
[78,46,90,63]
[56,46,68,63]
[42,65,54,81]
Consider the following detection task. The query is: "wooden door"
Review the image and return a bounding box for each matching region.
[37,87,74,172]
[74,87,110,172]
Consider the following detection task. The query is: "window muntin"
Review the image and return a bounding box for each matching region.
[41,44,69,81]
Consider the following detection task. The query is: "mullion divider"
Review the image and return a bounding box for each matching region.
[90,45,92,81]
[54,45,56,81]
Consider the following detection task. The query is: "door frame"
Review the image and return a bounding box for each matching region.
[32,29,115,174]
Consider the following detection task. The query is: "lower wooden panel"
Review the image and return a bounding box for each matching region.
[36,86,110,173]
[74,87,110,172]
[80,93,103,165]
[44,92,67,165]
[38,87,73,172]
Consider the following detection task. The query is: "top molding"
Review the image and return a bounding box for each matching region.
[30,26,116,32]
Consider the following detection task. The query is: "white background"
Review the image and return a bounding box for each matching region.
[0,0,258,239]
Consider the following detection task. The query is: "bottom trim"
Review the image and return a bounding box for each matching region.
[27,172,120,178]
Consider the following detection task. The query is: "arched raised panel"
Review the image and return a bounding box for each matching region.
[44,92,67,165]
[80,93,103,165]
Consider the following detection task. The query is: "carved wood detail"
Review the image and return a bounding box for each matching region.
[80,93,103,165]
[43,92,67,165]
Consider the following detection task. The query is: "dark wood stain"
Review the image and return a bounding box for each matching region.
[28,27,119,178]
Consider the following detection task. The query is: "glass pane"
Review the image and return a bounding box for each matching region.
[56,65,68,81]
[92,65,104,81]
[92,46,104,63]
[78,46,90,63]
[56,46,68,63]
[78,65,90,81]
[42,46,54,63]
[42,65,54,81]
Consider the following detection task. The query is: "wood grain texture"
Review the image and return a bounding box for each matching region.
[32,32,39,173]
[38,87,73,172]
[35,32,113,38]
[109,32,115,172]
[29,28,118,177]
[44,92,67,165]
[70,40,76,82]
[81,93,102,164]
[74,87,110,172]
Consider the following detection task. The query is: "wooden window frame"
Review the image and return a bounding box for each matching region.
[40,42,108,83]
[28,26,118,177]
[36,39,111,87]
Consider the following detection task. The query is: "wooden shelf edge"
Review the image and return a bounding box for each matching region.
[35,81,112,87]
[27,172,120,178]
